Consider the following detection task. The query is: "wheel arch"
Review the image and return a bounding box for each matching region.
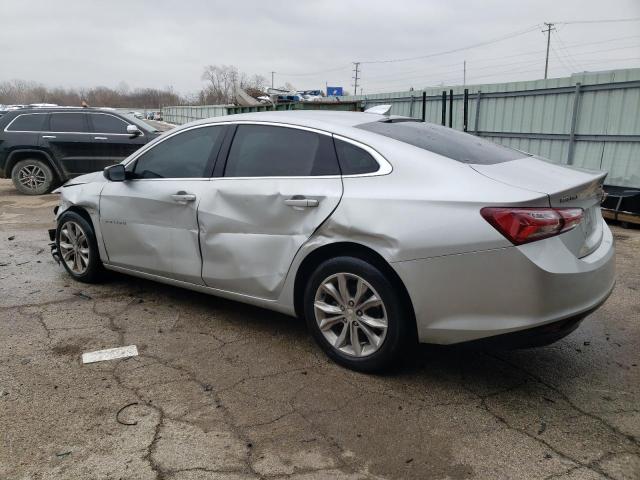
[7,149,64,183]
[293,241,417,336]
[61,205,95,230]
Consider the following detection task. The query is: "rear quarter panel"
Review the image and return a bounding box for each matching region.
[322,142,549,263]
[276,142,548,310]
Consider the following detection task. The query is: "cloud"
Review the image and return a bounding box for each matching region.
[1,0,639,95]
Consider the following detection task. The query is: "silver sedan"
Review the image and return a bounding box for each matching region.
[50,110,615,371]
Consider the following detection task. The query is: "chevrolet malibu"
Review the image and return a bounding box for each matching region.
[49,110,615,371]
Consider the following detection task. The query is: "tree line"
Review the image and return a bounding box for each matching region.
[0,79,185,109]
[0,65,292,108]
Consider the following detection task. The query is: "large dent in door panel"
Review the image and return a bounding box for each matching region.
[198,178,342,299]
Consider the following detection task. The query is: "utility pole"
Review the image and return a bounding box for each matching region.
[543,23,555,79]
[352,62,360,96]
[463,60,466,86]
[271,71,275,89]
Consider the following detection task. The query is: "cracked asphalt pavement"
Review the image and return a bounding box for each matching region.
[0,178,638,480]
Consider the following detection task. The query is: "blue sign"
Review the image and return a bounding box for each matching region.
[327,86,343,96]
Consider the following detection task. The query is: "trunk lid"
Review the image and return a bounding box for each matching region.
[471,157,607,258]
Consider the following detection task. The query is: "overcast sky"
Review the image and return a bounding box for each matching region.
[1,0,639,95]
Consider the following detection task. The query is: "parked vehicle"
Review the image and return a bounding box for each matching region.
[0,107,160,194]
[49,110,615,371]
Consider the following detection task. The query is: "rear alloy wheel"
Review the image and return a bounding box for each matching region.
[11,159,55,195]
[314,273,388,357]
[304,256,411,372]
[56,211,104,283]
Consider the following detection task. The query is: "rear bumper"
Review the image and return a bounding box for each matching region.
[393,219,615,345]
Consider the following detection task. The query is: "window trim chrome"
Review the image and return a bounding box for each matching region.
[123,120,393,179]
[3,111,145,137]
[332,134,393,177]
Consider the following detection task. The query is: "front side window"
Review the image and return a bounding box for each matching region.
[224,125,339,177]
[6,114,47,132]
[133,126,224,179]
[50,113,87,133]
[89,113,129,134]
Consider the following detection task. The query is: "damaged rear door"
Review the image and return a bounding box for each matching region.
[198,123,343,299]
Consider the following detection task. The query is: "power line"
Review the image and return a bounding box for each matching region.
[551,31,583,72]
[363,40,640,90]
[364,34,640,82]
[364,56,547,85]
[275,65,351,77]
[550,45,576,74]
[358,24,541,64]
[560,34,640,49]
[275,21,640,87]
[364,55,640,94]
[554,17,640,25]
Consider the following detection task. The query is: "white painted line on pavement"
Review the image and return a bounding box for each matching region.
[82,345,138,364]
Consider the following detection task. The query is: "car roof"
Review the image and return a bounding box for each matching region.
[193,110,392,130]
[185,110,428,153]
[5,107,126,115]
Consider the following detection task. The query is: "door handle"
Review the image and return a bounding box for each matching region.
[171,192,196,203]
[94,136,108,140]
[42,135,56,139]
[284,197,319,208]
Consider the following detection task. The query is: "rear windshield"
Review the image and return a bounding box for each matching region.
[356,121,528,165]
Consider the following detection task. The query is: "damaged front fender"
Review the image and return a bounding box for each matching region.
[53,177,108,262]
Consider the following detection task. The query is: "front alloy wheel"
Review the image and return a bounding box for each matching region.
[314,273,388,357]
[55,210,104,283]
[59,221,90,275]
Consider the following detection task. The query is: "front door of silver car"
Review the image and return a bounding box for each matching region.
[198,123,343,299]
[99,124,227,284]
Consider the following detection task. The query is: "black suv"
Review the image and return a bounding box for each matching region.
[0,108,160,194]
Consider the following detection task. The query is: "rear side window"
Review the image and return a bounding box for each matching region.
[89,113,129,134]
[6,114,47,132]
[50,113,87,133]
[133,125,224,178]
[356,121,527,165]
[334,139,379,175]
[224,125,339,177]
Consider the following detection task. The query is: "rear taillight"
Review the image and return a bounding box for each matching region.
[480,207,583,245]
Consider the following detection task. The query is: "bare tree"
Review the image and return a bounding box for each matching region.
[200,65,270,104]
[201,65,239,104]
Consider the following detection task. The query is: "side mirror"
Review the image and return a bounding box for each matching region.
[127,124,142,137]
[104,164,126,182]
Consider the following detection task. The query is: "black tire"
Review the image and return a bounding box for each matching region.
[304,256,412,372]
[11,158,56,195]
[56,210,105,283]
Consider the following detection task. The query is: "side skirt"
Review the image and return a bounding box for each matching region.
[103,263,296,317]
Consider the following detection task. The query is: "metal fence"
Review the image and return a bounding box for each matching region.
[341,68,640,188]
[162,101,361,126]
